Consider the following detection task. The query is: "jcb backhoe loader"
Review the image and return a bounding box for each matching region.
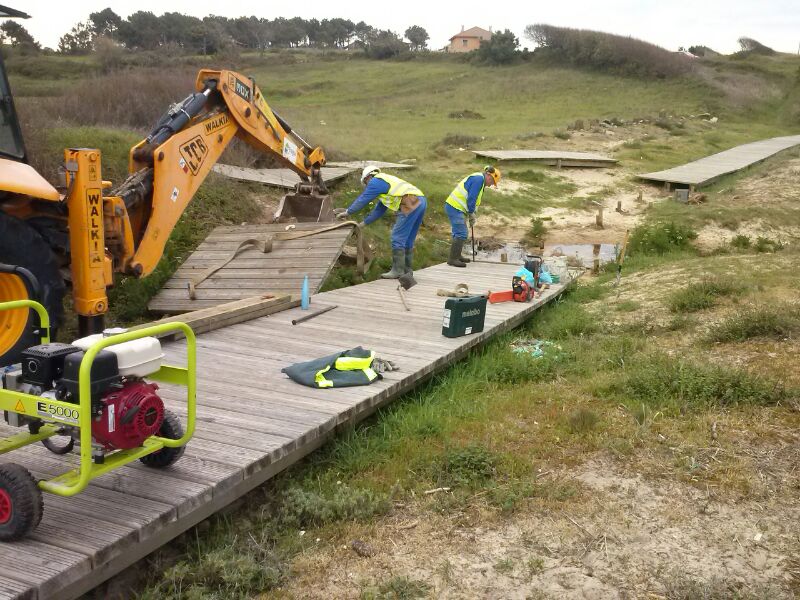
[0,59,330,367]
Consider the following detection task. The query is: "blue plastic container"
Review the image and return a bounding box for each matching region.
[301,275,310,310]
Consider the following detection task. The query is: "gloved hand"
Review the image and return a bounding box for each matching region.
[468,213,477,227]
[372,357,399,373]
[334,208,349,220]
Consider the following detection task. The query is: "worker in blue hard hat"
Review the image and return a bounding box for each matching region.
[337,166,427,279]
[444,165,501,267]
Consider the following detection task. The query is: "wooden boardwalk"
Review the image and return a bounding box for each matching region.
[638,134,800,189]
[148,222,353,314]
[0,261,575,599]
[212,164,356,189]
[472,149,617,168]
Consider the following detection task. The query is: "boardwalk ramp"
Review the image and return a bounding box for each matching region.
[148,222,353,314]
[638,134,800,189]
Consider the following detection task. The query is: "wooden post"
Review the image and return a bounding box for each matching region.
[592,243,601,274]
[595,205,604,229]
[616,200,623,213]
[637,190,643,203]
[500,252,508,263]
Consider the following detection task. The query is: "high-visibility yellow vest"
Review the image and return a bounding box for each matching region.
[314,350,378,388]
[374,174,423,212]
[446,172,485,214]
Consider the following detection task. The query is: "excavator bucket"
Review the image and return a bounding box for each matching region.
[275,191,334,223]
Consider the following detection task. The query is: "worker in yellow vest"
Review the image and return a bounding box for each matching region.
[337,166,427,279]
[445,166,501,267]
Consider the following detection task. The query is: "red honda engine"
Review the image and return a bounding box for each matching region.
[92,381,165,451]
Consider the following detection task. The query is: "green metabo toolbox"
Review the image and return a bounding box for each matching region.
[442,295,487,338]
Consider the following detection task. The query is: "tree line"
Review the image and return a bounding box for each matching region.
[0,8,431,57]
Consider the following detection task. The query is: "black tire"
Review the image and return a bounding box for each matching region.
[0,463,44,541]
[0,212,65,367]
[139,410,186,469]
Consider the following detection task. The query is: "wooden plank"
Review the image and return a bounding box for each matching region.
[0,540,91,599]
[638,134,800,188]
[0,576,33,600]
[133,295,296,334]
[212,164,355,189]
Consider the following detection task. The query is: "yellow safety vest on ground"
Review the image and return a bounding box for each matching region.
[446,172,485,214]
[374,174,424,211]
[314,350,379,388]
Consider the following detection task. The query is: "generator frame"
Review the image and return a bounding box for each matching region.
[0,299,196,498]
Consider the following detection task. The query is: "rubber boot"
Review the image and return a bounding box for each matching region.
[448,239,467,268]
[404,249,414,274]
[381,249,406,279]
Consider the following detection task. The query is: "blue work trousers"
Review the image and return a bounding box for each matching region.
[445,203,469,240]
[391,197,427,250]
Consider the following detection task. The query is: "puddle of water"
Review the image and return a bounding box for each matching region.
[545,243,617,266]
[475,242,617,267]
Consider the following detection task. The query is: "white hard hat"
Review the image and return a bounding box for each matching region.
[361,165,380,183]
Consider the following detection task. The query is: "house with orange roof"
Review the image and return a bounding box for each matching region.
[447,26,493,53]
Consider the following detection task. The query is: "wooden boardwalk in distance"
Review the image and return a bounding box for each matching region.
[472,149,617,168]
[638,134,800,190]
[0,261,576,600]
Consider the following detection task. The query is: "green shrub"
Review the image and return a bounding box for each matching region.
[754,236,784,253]
[616,300,641,312]
[667,277,740,313]
[535,303,600,339]
[567,407,599,433]
[526,24,690,78]
[620,355,788,412]
[372,576,430,599]
[730,234,751,249]
[628,221,697,256]
[705,304,800,343]
[438,133,481,147]
[523,217,548,247]
[434,445,497,487]
[277,484,389,528]
[511,169,546,183]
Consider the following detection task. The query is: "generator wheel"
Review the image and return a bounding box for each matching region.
[0,463,43,541]
[140,410,185,469]
[0,212,65,367]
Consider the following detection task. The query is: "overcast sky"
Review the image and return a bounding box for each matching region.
[15,0,800,54]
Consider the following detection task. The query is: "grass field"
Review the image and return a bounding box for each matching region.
[8,47,800,598]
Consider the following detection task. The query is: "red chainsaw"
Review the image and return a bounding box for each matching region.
[488,256,542,304]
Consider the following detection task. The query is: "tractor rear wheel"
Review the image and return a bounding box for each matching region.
[0,463,43,541]
[0,212,64,367]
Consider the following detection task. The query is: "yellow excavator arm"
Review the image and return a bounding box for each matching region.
[61,69,328,332]
[116,69,327,277]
